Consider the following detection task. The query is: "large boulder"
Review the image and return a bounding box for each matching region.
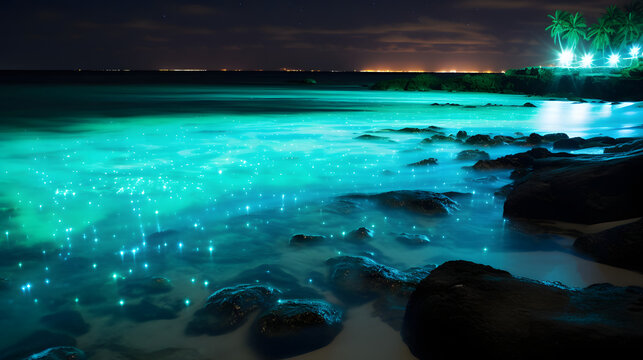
[186,284,281,335]
[465,134,503,146]
[326,256,434,304]
[340,190,461,215]
[456,149,490,161]
[402,260,643,360]
[504,151,643,223]
[251,299,343,358]
[473,147,574,170]
[574,219,643,272]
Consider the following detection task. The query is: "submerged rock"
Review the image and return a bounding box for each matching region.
[40,310,90,336]
[346,227,374,241]
[407,158,438,166]
[504,151,643,223]
[523,102,537,107]
[186,284,281,336]
[326,255,434,304]
[395,233,430,246]
[456,130,468,140]
[553,136,635,150]
[456,149,490,161]
[340,190,461,215]
[574,219,643,272]
[251,299,343,358]
[354,134,391,141]
[289,234,326,246]
[472,147,574,170]
[465,134,503,146]
[402,260,643,359]
[117,276,173,298]
[22,346,86,360]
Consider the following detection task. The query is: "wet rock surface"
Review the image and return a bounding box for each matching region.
[251,299,343,359]
[456,149,490,161]
[553,136,636,150]
[186,284,281,336]
[395,233,430,246]
[402,260,643,360]
[407,158,438,166]
[21,346,86,360]
[289,234,327,246]
[340,190,461,215]
[574,219,643,272]
[473,147,574,171]
[464,134,503,146]
[604,138,643,153]
[504,150,643,223]
[354,134,392,141]
[346,227,374,241]
[326,255,434,304]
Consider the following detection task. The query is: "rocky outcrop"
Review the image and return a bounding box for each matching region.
[553,136,636,150]
[340,190,461,215]
[473,147,574,171]
[456,149,490,161]
[395,233,430,246]
[402,260,643,360]
[465,134,503,146]
[346,227,374,241]
[504,151,643,223]
[407,158,438,166]
[186,284,281,335]
[289,234,326,246]
[251,299,343,358]
[326,256,434,304]
[604,138,643,153]
[574,219,643,272]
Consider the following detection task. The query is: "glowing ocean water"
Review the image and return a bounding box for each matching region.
[0,80,642,359]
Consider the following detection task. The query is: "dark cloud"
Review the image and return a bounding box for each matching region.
[0,0,633,71]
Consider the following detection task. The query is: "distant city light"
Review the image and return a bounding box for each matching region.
[581,53,594,68]
[558,49,574,67]
[630,45,640,58]
[608,53,620,67]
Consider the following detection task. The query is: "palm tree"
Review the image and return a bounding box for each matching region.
[616,12,642,49]
[546,10,571,49]
[562,12,588,51]
[588,18,614,56]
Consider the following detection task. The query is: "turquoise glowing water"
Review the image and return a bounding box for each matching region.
[0,79,642,359]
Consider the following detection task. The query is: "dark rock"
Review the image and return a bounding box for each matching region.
[604,139,643,153]
[395,233,430,246]
[251,299,343,358]
[504,151,643,223]
[553,137,584,150]
[407,158,438,166]
[402,260,643,360]
[0,277,10,291]
[493,135,515,144]
[526,132,543,145]
[346,227,373,241]
[340,190,460,215]
[326,256,434,304]
[40,311,89,336]
[419,138,432,144]
[456,130,468,140]
[117,276,173,298]
[430,134,458,142]
[289,234,326,246]
[355,134,391,141]
[2,331,76,360]
[186,284,281,336]
[301,78,317,85]
[494,184,513,197]
[21,346,86,360]
[468,175,500,183]
[574,219,643,272]
[465,134,503,146]
[381,126,443,134]
[456,149,490,161]
[523,102,537,107]
[473,147,574,170]
[147,229,180,246]
[542,133,568,142]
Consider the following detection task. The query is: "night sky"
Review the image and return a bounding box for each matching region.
[0,0,630,71]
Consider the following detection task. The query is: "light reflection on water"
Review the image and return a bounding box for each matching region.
[0,84,641,359]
